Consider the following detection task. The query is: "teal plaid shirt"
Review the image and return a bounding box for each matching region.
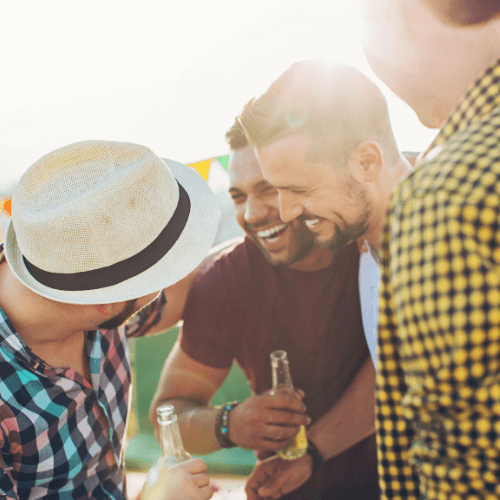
[0,244,165,499]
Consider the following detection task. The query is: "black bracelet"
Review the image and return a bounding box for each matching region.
[307,439,325,474]
[215,402,239,448]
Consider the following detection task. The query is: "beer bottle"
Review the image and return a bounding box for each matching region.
[270,350,308,460]
[142,404,192,499]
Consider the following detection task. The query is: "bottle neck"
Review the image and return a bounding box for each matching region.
[158,416,191,464]
[271,359,294,391]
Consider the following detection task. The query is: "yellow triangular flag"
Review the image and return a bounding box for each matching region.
[187,159,212,181]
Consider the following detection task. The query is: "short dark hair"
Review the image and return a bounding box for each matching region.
[225,118,249,151]
[238,60,399,167]
[422,0,500,25]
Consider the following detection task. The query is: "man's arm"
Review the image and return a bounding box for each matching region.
[150,339,310,455]
[149,340,230,454]
[148,269,199,334]
[142,458,213,500]
[307,355,376,459]
[0,427,18,499]
[246,356,376,500]
[127,239,244,337]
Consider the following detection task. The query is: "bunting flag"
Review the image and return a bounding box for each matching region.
[187,154,231,180]
[186,159,212,181]
[2,199,11,216]
[216,155,229,171]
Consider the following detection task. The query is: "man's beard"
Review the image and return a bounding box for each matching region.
[317,175,371,254]
[320,217,369,254]
[97,299,138,330]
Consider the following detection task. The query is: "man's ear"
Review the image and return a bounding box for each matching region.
[350,141,383,182]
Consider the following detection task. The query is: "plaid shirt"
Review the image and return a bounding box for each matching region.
[0,244,166,499]
[377,58,500,499]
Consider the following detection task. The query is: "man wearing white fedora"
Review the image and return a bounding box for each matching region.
[0,140,219,499]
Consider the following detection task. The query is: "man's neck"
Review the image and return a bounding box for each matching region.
[366,154,413,252]
[288,245,334,272]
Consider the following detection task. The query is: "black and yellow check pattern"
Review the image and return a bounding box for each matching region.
[377,58,500,499]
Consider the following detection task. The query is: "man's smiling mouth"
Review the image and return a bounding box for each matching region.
[256,223,288,243]
[304,219,322,229]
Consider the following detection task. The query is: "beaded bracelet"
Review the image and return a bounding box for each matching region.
[307,439,325,474]
[215,402,239,448]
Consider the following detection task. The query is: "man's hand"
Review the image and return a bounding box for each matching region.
[228,390,310,451]
[245,454,313,500]
[142,458,213,500]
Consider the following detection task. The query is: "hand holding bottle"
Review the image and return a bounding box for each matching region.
[245,453,313,500]
[269,350,308,460]
[143,459,213,500]
[143,405,213,500]
[227,390,310,452]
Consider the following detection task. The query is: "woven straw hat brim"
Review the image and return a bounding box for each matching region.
[4,159,219,304]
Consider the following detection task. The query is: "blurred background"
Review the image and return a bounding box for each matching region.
[0,0,438,491]
[0,0,437,234]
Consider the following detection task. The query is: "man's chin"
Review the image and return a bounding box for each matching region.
[264,244,316,267]
[261,248,291,267]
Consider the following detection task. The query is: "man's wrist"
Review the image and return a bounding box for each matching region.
[307,439,325,474]
[214,402,239,448]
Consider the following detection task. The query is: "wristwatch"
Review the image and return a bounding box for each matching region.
[307,439,325,474]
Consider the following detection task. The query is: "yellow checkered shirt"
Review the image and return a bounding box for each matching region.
[377,58,500,499]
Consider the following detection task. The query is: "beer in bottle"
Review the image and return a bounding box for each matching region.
[141,404,192,499]
[270,350,308,460]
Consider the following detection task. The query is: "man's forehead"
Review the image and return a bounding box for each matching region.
[257,135,311,163]
[256,135,316,189]
[229,147,267,189]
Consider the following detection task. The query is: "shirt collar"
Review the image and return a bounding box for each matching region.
[424,58,500,158]
[0,243,39,363]
[0,305,37,364]
[366,241,381,267]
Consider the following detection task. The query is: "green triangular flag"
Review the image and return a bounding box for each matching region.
[216,155,229,170]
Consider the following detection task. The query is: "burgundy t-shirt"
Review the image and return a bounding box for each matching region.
[181,237,378,498]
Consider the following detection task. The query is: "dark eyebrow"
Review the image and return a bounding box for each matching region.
[255,180,274,189]
[228,180,274,194]
[273,185,305,191]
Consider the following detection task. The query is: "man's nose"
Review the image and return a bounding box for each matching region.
[278,192,303,223]
[244,195,269,225]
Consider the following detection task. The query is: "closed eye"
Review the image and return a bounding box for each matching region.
[261,185,277,195]
[231,193,246,203]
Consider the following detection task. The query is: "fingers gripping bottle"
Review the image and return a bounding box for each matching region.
[270,350,308,460]
[142,404,192,499]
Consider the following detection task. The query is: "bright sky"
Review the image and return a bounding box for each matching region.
[0,0,438,193]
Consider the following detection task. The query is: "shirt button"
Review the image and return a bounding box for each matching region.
[28,358,38,370]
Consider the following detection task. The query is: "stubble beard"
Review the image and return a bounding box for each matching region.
[320,176,372,254]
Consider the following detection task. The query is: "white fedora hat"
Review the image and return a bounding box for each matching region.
[4,140,219,304]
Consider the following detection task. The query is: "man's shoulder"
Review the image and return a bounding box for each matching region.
[187,237,266,309]
[206,235,248,260]
[198,236,258,277]
[393,129,495,211]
